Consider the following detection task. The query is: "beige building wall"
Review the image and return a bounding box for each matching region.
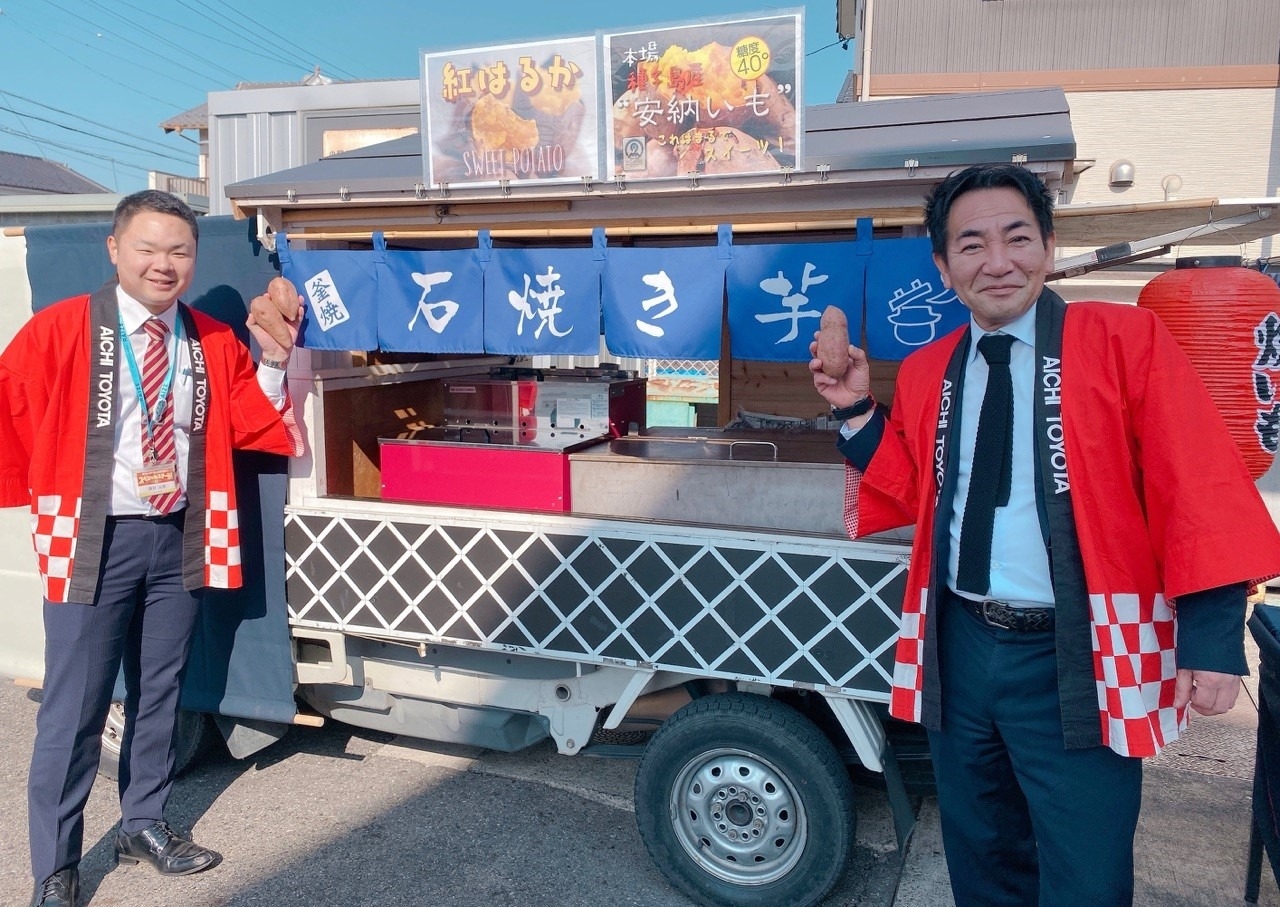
[1067,88,1279,203]
[1061,87,1280,262]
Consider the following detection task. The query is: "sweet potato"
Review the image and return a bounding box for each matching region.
[250,276,301,350]
[817,305,850,378]
[267,276,301,321]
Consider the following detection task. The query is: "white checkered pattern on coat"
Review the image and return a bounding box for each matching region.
[280,397,305,457]
[890,587,927,722]
[30,495,81,602]
[843,464,862,538]
[204,490,241,588]
[1090,592,1185,758]
[849,464,927,721]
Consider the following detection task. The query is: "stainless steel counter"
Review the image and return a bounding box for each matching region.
[568,429,850,536]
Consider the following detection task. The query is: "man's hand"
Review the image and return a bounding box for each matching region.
[247,276,303,362]
[809,332,872,409]
[1173,668,1241,716]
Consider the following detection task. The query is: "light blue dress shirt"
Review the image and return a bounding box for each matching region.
[947,303,1055,606]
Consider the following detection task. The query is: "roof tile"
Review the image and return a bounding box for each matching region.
[0,150,110,194]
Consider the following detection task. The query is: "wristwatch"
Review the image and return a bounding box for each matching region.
[831,395,875,421]
[259,355,290,369]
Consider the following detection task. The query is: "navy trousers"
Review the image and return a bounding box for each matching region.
[28,512,201,880]
[928,595,1143,907]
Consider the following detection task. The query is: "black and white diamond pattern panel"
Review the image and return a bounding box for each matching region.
[286,508,907,699]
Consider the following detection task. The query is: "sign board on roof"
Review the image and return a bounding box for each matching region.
[418,11,804,190]
[603,11,804,181]
[421,36,601,187]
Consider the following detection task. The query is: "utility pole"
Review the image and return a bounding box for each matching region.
[859,0,874,101]
[836,0,872,101]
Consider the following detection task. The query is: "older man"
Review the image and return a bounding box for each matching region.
[813,163,1280,905]
[0,190,304,907]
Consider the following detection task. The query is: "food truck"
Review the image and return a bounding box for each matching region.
[5,13,1280,907]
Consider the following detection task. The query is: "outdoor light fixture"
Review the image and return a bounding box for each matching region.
[1109,159,1135,188]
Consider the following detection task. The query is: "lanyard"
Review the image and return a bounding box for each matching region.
[119,313,183,459]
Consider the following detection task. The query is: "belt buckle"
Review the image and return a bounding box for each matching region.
[981,599,1014,630]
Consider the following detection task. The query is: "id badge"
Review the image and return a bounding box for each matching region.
[134,461,179,498]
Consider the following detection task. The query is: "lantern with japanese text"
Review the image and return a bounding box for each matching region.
[1137,256,1280,479]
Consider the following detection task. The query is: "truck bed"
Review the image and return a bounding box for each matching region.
[285,498,909,701]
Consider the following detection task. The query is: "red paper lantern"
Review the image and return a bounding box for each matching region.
[1137,256,1280,479]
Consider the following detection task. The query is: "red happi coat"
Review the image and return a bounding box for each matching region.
[847,299,1280,757]
[0,289,304,603]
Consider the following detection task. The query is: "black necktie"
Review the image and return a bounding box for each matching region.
[956,333,1016,596]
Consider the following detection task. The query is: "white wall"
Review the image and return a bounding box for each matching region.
[1064,87,1280,261]
[0,232,46,681]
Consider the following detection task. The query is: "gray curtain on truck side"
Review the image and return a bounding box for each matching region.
[23,216,298,726]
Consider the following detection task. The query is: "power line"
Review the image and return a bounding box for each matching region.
[0,126,156,173]
[45,0,245,89]
[0,103,192,166]
[204,0,360,80]
[0,12,188,108]
[0,9,205,101]
[83,0,257,86]
[807,39,850,57]
[0,89,53,160]
[110,0,325,78]
[172,0,322,79]
[0,90,195,158]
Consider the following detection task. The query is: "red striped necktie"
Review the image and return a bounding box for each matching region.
[142,317,182,514]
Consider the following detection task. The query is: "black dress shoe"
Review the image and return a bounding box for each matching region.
[115,820,222,875]
[30,867,77,907]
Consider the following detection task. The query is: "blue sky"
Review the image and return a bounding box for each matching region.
[0,1,856,193]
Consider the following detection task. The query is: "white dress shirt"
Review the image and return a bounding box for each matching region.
[946,303,1055,606]
[110,287,287,515]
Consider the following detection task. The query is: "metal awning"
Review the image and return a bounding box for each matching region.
[224,88,1077,241]
[1051,198,1280,278]
[1054,197,1280,247]
[218,81,1279,276]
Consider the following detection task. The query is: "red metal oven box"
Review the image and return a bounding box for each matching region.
[379,432,606,513]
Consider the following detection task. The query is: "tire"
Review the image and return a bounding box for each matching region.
[98,701,212,781]
[634,693,856,907]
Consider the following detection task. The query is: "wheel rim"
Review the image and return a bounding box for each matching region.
[102,700,125,758]
[668,746,807,886]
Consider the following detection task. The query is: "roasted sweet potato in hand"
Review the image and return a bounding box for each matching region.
[249,276,302,351]
[816,306,850,379]
[267,276,301,320]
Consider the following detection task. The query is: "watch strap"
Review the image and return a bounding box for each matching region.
[831,395,875,421]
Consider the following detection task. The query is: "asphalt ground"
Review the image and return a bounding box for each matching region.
[0,679,904,907]
[895,625,1280,907]
[0,636,1277,907]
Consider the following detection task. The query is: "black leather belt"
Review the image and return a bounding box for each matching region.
[956,594,1055,632]
[109,508,186,523]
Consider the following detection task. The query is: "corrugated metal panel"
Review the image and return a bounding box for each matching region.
[268,112,301,183]
[206,80,420,215]
[208,115,248,214]
[214,112,296,215]
[806,88,1074,170]
[226,89,1076,205]
[208,111,301,216]
[950,1,1004,73]
[872,0,1280,73]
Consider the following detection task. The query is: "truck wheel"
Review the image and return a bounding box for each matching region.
[98,701,212,781]
[634,692,856,907]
